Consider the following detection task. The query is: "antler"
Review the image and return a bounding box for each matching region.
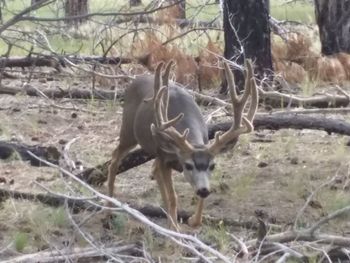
[150,61,194,154]
[209,59,259,155]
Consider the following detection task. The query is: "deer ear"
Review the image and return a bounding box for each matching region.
[151,124,179,155]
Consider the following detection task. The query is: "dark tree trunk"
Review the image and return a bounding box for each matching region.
[129,0,142,7]
[314,0,350,55]
[65,0,89,26]
[220,0,272,93]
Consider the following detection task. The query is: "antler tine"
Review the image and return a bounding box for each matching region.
[161,61,175,123]
[153,62,165,102]
[162,60,175,87]
[223,61,239,104]
[151,61,193,153]
[245,60,259,121]
[209,60,258,155]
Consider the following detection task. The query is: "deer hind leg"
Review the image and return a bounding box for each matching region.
[188,198,204,228]
[107,140,136,204]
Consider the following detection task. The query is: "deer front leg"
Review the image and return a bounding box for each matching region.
[188,198,204,228]
[153,159,170,216]
[162,167,179,230]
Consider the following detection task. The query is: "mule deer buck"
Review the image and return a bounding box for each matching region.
[107,60,258,229]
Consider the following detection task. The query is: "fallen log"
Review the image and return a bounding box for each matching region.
[79,114,350,184]
[1,115,349,182]
[0,55,132,69]
[0,187,260,229]
[0,141,60,166]
[2,84,350,109]
[0,84,123,100]
[1,242,139,263]
[260,89,350,108]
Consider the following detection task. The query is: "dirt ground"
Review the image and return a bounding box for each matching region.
[1,69,350,261]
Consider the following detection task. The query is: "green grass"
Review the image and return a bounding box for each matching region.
[271,0,315,24]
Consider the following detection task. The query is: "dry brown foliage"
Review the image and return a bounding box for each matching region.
[271,40,288,61]
[134,32,198,88]
[285,62,306,84]
[285,32,312,61]
[315,56,346,84]
[197,40,222,90]
[336,52,350,79]
[154,4,183,23]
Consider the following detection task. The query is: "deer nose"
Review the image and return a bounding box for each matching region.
[196,188,210,198]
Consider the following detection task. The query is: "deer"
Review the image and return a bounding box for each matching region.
[107,59,258,229]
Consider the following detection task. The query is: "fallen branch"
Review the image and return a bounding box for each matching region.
[1,243,139,263]
[259,88,350,108]
[0,55,132,69]
[26,152,232,263]
[79,114,350,184]
[0,187,262,230]
[2,114,349,183]
[0,84,123,100]
[0,141,60,166]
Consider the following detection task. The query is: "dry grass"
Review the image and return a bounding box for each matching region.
[273,32,350,85]
[315,56,346,84]
[196,40,222,90]
[336,52,350,79]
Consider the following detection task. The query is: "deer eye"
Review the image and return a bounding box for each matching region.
[184,163,194,171]
[209,163,216,171]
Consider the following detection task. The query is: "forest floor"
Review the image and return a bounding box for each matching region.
[0,68,350,261]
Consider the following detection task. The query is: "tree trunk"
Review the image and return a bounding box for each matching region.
[220,0,272,93]
[65,0,89,26]
[314,0,350,55]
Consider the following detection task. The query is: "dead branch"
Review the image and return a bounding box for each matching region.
[79,114,350,184]
[1,243,139,263]
[259,88,350,108]
[0,55,132,69]
[247,229,350,248]
[0,141,60,166]
[0,84,123,100]
[26,152,232,263]
[0,187,262,230]
[2,113,349,183]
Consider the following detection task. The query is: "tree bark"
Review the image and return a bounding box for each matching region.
[220,0,272,93]
[315,0,350,55]
[65,0,89,25]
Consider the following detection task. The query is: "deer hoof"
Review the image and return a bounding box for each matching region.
[188,215,202,228]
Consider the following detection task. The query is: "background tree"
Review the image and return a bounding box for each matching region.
[65,0,89,26]
[220,0,272,93]
[314,0,350,55]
